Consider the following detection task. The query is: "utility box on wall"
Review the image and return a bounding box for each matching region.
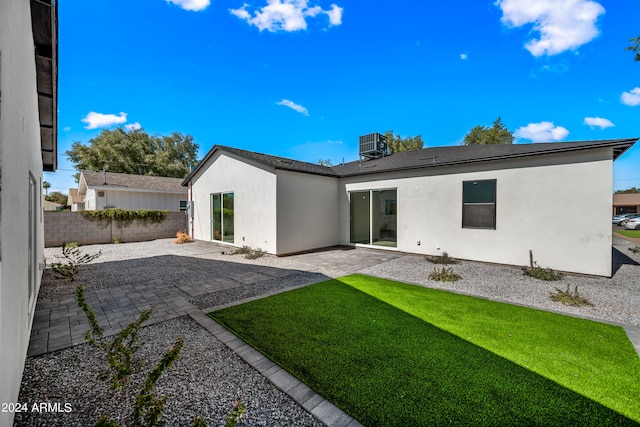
[187,200,194,219]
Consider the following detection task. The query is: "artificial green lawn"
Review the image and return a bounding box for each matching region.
[210,274,640,426]
[614,229,640,238]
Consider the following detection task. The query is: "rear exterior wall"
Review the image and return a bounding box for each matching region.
[276,170,339,254]
[339,149,614,277]
[188,152,278,253]
[0,2,46,423]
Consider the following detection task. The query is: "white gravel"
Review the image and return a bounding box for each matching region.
[16,316,323,427]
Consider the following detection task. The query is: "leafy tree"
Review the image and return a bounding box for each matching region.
[463,117,514,145]
[625,36,640,62]
[615,187,640,194]
[43,180,51,196]
[384,130,424,153]
[318,158,333,166]
[66,128,198,181]
[45,191,67,205]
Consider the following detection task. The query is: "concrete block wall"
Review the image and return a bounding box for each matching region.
[45,211,188,247]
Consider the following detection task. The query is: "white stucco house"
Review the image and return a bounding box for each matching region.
[0,1,57,424]
[183,138,636,277]
[77,170,188,211]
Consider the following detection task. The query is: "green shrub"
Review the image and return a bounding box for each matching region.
[427,251,459,265]
[550,285,594,307]
[428,266,461,282]
[80,208,168,227]
[225,399,246,427]
[113,235,121,244]
[522,264,563,281]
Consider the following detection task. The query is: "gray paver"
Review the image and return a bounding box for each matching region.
[27,242,423,427]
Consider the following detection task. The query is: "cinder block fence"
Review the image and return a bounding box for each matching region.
[45,211,188,247]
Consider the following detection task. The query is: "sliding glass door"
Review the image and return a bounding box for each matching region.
[212,192,234,243]
[350,189,397,248]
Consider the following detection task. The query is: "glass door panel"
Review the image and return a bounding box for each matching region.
[350,191,370,244]
[212,194,221,241]
[373,189,397,248]
[222,193,234,243]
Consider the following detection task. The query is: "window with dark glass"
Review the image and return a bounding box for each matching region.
[462,180,496,229]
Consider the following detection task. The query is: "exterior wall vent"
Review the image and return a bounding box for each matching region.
[359,133,388,161]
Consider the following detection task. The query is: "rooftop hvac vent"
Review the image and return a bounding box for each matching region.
[359,133,388,160]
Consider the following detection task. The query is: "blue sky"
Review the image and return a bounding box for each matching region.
[47,0,640,194]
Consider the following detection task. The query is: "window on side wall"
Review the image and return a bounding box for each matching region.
[179,200,187,211]
[462,179,496,229]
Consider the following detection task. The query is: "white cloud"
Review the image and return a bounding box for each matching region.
[621,87,640,106]
[277,99,309,116]
[125,122,142,131]
[81,112,127,130]
[62,126,71,132]
[166,0,210,11]
[325,4,343,25]
[460,53,468,60]
[514,121,569,142]
[583,116,614,129]
[496,0,605,56]
[230,0,343,32]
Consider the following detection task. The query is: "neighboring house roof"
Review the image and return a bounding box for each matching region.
[613,193,640,206]
[42,198,61,211]
[67,188,85,205]
[79,171,187,194]
[183,138,637,185]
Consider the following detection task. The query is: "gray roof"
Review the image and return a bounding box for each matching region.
[182,145,336,185]
[183,138,637,184]
[81,170,187,193]
[333,138,637,177]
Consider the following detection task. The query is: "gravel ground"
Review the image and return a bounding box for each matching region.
[16,316,323,427]
[16,236,640,426]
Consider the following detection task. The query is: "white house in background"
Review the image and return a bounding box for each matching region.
[67,187,85,211]
[43,198,62,211]
[0,1,57,424]
[183,137,637,277]
[77,170,188,211]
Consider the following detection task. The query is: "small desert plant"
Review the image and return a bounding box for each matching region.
[550,285,594,307]
[230,245,265,259]
[427,251,459,265]
[76,284,184,426]
[428,266,461,282]
[113,235,121,244]
[630,246,640,254]
[523,251,563,281]
[174,231,192,244]
[225,399,246,427]
[522,264,563,281]
[50,243,101,280]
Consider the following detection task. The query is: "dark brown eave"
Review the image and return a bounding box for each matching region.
[31,0,58,172]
